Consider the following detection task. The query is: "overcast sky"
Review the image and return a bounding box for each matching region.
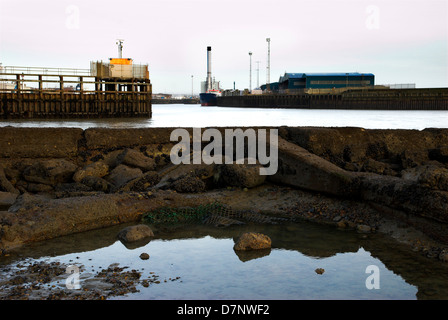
[0,0,447,94]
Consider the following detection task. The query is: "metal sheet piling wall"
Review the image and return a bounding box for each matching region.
[0,72,152,118]
[217,88,448,110]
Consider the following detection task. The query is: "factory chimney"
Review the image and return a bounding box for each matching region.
[206,46,212,92]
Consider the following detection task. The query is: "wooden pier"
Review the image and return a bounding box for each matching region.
[0,65,152,118]
[217,88,448,110]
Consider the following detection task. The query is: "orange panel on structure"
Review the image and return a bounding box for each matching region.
[109,58,133,65]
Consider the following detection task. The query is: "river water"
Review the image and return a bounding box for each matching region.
[0,104,447,129]
[1,104,448,300]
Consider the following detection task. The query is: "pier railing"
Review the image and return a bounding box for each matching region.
[0,72,151,94]
[0,66,91,77]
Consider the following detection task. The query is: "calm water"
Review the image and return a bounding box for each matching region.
[2,221,448,300]
[0,104,447,129]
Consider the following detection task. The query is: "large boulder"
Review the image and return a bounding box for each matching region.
[117,224,154,243]
[233,232,272,251]
[155,163,217,191]
[73,161,109,182]
[7,193,48,213]
[80,176,112,192]
[23,159,77,185]
[218,160,266,188]
[0,165,19,194]
[171,175,206,193]
[0,192,18,209]
[118,171,160,192]
[105,165,143,191]
[116,148,155,172]
[269,136,356,196]
[401,164,448,191]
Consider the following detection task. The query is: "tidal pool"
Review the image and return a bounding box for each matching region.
[1,221,448,300]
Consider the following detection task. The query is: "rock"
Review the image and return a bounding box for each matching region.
[105,165,143,190]
[26,182,54,193]
[332,215,342,222]
[117,224,154,243]
[80,176,111,192]
[343,162,359,172]
[171,175,206,193]
[269,137,356,196]
[23,159,78,185]
[362,159,388,175]
[140,253,150,260]
[218,160,266,188]
[400,150,428,169]
[233,232,271,251]
[439,249,448,262]
[401,164,448,191]
[336,220,346,228]
[356,224,372,233]
[429,147,448,164]
[0,164,19,194]
[156,163,217,188]
[101,149,125,168]
[118,171,160,192]
[54,182,92,193]
[315,268,325,275]
[7,193,47,213]
[73,161,109,182]
[357,173,448,224]
[0,192,18,209]
[117,148,155,172]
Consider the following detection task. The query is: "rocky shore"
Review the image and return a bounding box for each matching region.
[0,126,448,263]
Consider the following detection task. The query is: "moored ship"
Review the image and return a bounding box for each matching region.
[200,46,221,106]
[199,89,221,106]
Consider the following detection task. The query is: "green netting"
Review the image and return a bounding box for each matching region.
[142,202,232,224]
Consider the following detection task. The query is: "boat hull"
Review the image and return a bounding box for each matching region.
[199,93,218,106]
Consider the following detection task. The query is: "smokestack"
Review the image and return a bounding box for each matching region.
[206,46,212,92]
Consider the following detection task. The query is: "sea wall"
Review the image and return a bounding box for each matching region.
[1,126,448,250]
[217,88,448,110]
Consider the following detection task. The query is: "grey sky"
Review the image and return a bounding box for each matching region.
[0,0,447,94]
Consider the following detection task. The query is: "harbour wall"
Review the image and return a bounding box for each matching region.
[0,92,152,118]
[152,98,199,104]
[217,88,448,110]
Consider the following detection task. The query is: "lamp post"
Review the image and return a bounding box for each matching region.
[249,51,252,93]
[116,39,124,58]
[191,75,194,98]
[266,38,271,92]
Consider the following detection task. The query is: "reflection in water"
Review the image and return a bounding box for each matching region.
[2,221,448,300]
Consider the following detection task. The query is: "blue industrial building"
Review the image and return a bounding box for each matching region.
[261,72,375,93]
